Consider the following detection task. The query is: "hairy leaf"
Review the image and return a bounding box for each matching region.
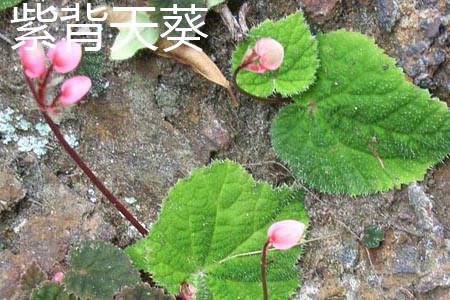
[362,225,385,249]
[232,12,319,98]
[127,160,309,299]
[0,0,22,11]
[20,262,46,295]
[114,284,175,300]
[31,282,74,300]
[64,241,141,300]
[272,31,450,195]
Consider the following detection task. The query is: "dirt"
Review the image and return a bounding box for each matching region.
[1,0,450,299]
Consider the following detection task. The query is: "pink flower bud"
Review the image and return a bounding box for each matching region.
[52,272,64,282]
[59,76,91,106]
[255,38,284,70]
[19,40,46,78]
[47,40,82,74]
[179,282,196,300]
[267,220,305,250]
[240,37,284,74]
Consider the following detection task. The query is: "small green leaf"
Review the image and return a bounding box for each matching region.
[231,12,319,98]
[0,0,22,11]
[127,160,309,299]
[362,225,385,248]
[111,11,160,60]
[76,51,107,97]
[64,241,141,300]
[272,30,450,195]
[114,284,175,300]
[20,262,47,298]
[31,282,74,300]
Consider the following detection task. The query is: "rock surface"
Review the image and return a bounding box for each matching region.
[0,0,449,299]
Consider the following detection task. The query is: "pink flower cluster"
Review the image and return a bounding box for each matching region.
[240,38,285,74]
[19,39,91,109]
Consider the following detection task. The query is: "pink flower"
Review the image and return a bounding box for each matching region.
[267,220,305,250]
[52,272,64,282]
[19,40,46,78]
[240,37,284,74]
[59,76,92,106]
[47,40,82,73]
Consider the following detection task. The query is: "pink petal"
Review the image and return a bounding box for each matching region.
[48,40,82,74]
[241,63,267,74]
[268,220,305,250]
[19,40,46,78]
[255,38,284,71]
[59,76,91,106]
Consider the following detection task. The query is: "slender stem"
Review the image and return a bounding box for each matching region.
[42,113,148,236]
[261,239,271,300]
[39,64,53,102]
[24,70,148,236]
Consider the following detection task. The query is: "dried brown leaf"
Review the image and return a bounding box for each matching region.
[156,39,239,107]
[98,6,239,107]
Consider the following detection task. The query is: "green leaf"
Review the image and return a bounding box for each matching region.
[271,30,450,195]
[231,12,319,98]
[111,11,160,60]
[0,0,22,11]
[64,241,141,300]
[114,284,175,300]
[207,0,225,8]
[76,51,107,97]
[127,160,309,299]
[31,282,74,300]
[362,225,385,249]
[20,262,47,296]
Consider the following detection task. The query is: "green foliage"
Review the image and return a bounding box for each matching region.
[127,160,309,299]
[114,284,176,300]
[0,0,22,11]
[64,241,141,300]
[272,30,450,195]
[362,225,385,248]
[20,262,46,295]
[111,11,160,60]
[77,52,107,97]
[232,12,319,98]
[31,282,74,300]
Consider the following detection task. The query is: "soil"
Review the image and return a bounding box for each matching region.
[1,0,449,299]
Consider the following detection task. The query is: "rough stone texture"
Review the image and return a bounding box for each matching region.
[0,0,449,299]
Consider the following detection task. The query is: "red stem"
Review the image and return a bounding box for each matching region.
[25,73,148,236]
[261,239,271,300]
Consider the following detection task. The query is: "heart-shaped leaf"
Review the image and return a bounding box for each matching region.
[362,225,385,249]
[127,160,309,299]
[64,241,141,300]
[272,30,450,195]
[231,12,319,98]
